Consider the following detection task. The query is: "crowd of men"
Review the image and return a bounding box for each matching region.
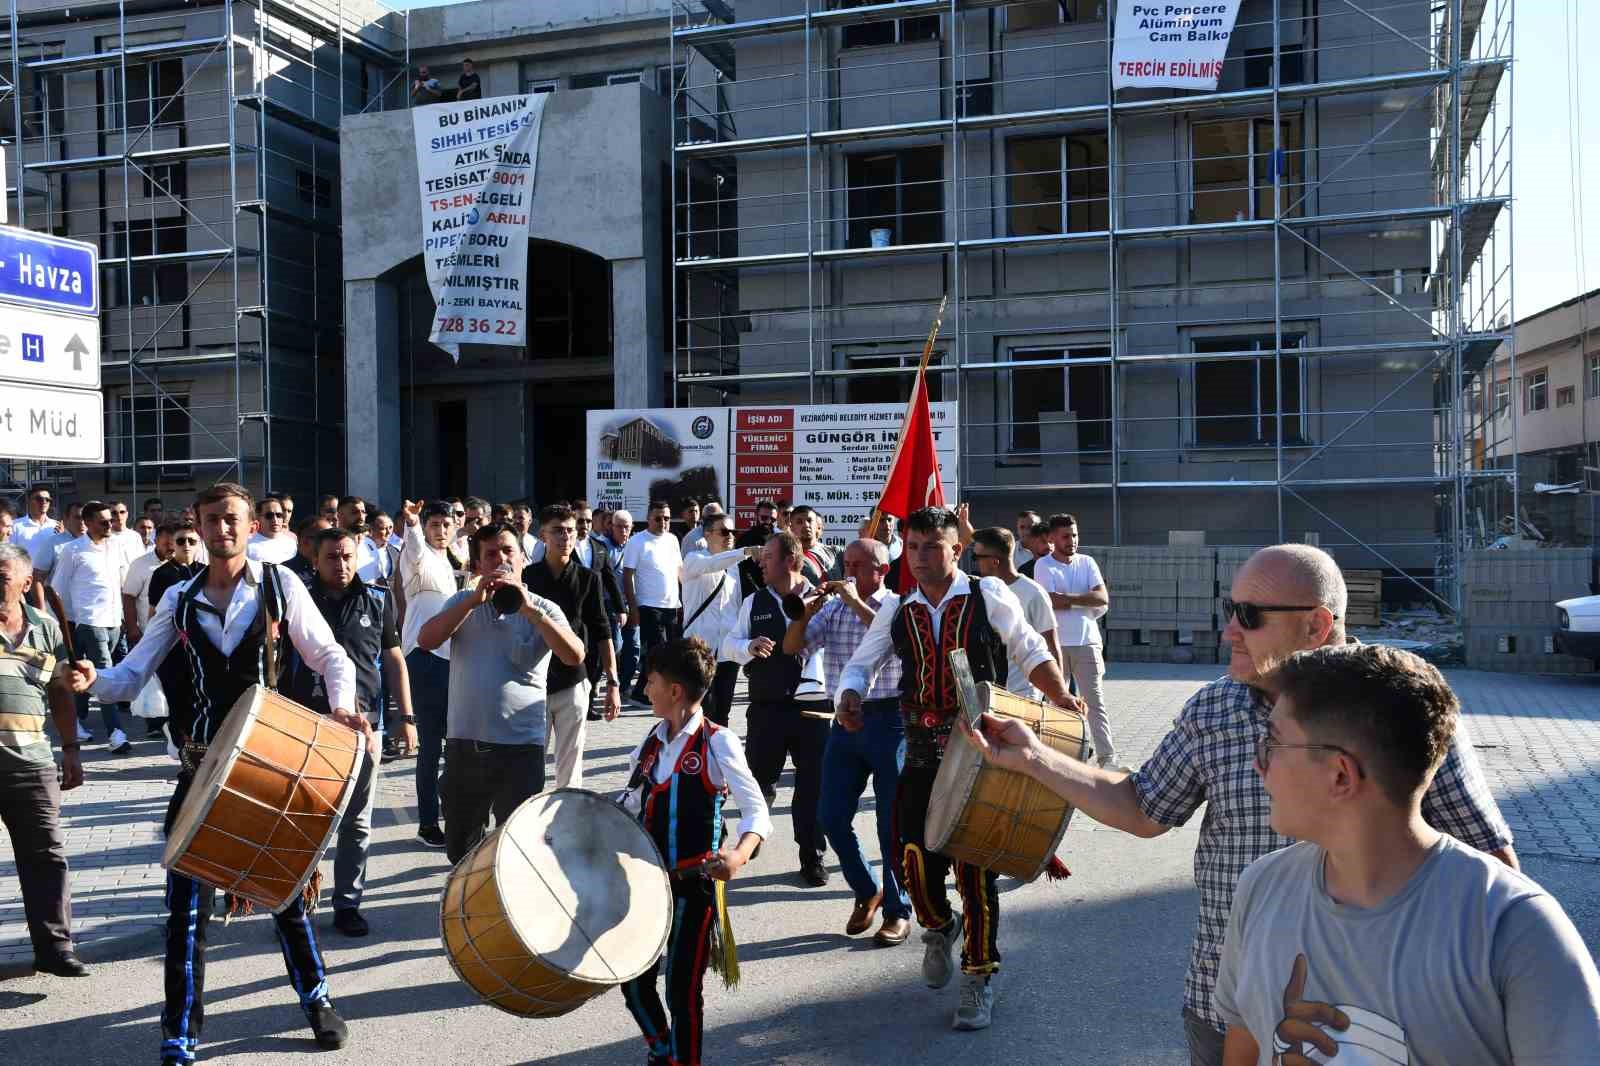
[0,480,1596,1065]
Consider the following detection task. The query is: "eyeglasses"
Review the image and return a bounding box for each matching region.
[1255,732,1365,777]
[970,551,1002,562]
[1221,597,1327,631]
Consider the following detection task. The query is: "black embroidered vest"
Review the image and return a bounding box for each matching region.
[634,722,727,872]
[889,583,1006,768]
[171,564,286,745]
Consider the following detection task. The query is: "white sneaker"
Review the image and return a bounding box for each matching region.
[920,912,962,989]
[108,727,132,754]
[952,973,994,1030]
[74,723,92,742]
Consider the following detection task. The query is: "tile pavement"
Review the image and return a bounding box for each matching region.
[3,664,1597,972]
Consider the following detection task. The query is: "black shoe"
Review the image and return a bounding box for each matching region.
[800,860,829,887]
[416,824,445,848]
[304,996,349,1050]
[586,709,603,721]
[33,952,89,977]
[333,908,369,938]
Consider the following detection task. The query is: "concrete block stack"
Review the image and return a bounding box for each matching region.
[1088,545,1220,665]
[1462,549,1594,674]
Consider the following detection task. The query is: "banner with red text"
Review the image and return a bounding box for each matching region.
[413,94,545,359]
[587,402,959,550]
[1112,2,1244,91]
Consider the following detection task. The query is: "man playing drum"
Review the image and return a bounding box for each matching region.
[621,637,769,1066]
[66,483,369,1064]
[836,506,1079,1031]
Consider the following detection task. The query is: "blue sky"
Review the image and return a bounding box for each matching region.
[390,1,1591,320]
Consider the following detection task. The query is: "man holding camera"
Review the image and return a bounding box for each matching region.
[417,522,585,863]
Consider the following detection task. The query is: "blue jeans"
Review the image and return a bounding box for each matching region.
[407,648,450,828]
[616,621,640,695]
[816,698,910,920]
[74,623,126,735]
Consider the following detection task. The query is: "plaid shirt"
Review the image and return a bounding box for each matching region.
[805,589,902,702]
[1131,676,1514,1032]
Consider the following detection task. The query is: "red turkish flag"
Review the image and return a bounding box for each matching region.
[875,369,945,591]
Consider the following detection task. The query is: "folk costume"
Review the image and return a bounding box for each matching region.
[837,570,1055,977]
[621,711,770,1066]
[89,559,356,1064]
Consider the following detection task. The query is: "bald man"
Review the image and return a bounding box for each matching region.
[964,543,1517,1066]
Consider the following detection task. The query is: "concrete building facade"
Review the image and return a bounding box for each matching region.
[339,0,676,508]
[672,0,1515,592]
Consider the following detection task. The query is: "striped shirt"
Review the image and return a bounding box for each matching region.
[1130,674,1514,1032]
[802,589,902,703]
[0,605,68,772]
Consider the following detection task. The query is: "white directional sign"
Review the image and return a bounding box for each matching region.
[0,381,104,463]
[0,223,102,467]
[0,305,100,389]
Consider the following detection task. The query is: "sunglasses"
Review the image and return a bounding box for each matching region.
[1220,597,1325,631]
[174,537,200,546]
[1255,731,1364,777]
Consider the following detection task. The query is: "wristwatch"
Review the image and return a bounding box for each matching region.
[402,715,417,724]
[61,742,80,752]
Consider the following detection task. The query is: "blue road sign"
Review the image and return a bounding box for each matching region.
[0,226,98,316]
[21,333,43,363]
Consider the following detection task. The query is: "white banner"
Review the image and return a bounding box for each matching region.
[1112,2,1244,91]
[587,403,960,551]
[412,94,546,360]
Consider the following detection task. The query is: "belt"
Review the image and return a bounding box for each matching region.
[449,737,541,753]
[861,697,899,713]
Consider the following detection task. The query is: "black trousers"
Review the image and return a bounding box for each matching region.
[630,606,682,699]
[702,661,741,728]
[161,777,328,1064]
[0,766,72,958]
[893,764,1001,975]
[442,739,546,864]
[621,876,717,1066]
[745,699,829,863]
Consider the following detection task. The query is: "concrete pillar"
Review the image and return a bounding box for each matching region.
[613,256,664,409]
[344,277,402,506]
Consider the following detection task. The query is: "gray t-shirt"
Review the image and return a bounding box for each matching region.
[442,590,571,746]
[1216,835,1600,1065]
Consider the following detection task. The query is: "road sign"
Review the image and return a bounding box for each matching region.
[0,226,98,316]
[0,381,104,463]
[0,305,101,389]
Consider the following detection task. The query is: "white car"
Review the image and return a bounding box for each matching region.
[1555,595,1600,663]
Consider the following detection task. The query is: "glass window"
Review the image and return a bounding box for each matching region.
[1524,368,1548,412]
[1006,133,1109,236]
[1192,116,1303,222]
[1588,354,1600,399]
[841,351,946,406]
[1006,0,1105,29]
[1008,346,1111,453]
[839,0,941,47]
[110,219,187,306]
[112,393,191,482]
[1192,335,1305,444]
[1557,385,1576,408]
[846,147,944,247]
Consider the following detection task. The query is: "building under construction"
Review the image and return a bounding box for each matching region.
[670,0,1516,607]
[1,0,408,503]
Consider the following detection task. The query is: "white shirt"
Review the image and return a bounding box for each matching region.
[682,525,709,554]
[1033,552,1106,647]
[1013,543,1034,568]
[357,536,393,585]
[399,519,457,659]
[109,529,145,573]
[624,711,772,841]
[91,558,356,711]
[680,548,747,656]
[622,529,683,610]
[11,514,58,557]
[26,527,75,577]
[520,532,540,562]
[837,570,1054,699]
[1005,574,1056,698]
[50,535,125,627]
[122,550,167,628]
[721,583,828,701]
[246,532,297,565]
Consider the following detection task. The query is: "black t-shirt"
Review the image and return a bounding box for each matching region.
[457,71,482,100]
[149,560,205,607]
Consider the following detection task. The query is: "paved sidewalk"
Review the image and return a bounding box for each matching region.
[3,665,1597,973]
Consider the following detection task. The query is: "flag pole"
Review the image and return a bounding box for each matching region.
[864,294,947,540]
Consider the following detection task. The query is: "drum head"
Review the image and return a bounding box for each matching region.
[162,685,264,866]
[924,728,984,854]
[492,790,672,984]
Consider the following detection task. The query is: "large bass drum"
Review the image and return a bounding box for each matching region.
[440,789,673,1018]
[163,685,365,911]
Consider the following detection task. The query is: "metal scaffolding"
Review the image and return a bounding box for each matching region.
[2,0,407,501]
[668,0,1516,609]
